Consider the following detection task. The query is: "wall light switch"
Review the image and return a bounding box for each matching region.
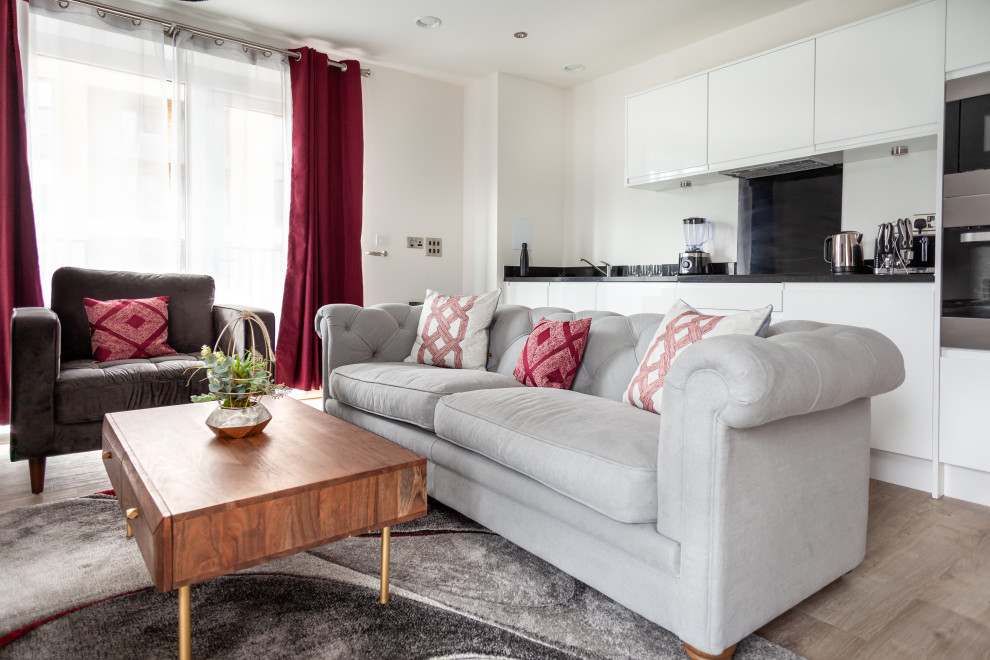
[426,237,442,257]
[407,236,424,249]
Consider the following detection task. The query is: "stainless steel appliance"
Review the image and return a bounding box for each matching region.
[680,217,713,275]
[905,213,936,273]
[874,219,914,275]
[944,71,990,198]
[823,231,863,274]
[943,73,990,349]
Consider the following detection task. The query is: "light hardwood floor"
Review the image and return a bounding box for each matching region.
[1,444,988,659]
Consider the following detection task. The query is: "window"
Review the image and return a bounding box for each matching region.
[25,6,289,319]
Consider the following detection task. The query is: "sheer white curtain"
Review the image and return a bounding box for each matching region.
[23,1,290,317]
[25,0,174,304]
[171,32,290,318]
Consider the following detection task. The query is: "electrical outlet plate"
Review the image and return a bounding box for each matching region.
[407,236,424,249]
[426,237,442,257]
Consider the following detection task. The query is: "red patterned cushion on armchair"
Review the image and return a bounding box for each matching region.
[513,317,593,389]
[83,296,179,362]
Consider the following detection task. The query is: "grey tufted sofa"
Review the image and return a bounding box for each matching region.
[315,303,905,659]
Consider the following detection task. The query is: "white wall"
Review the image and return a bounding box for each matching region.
[496,74,565,280]
[842,149,939,259]
[563,0,921,269]
[462,74,499,294]
[361,66,465,305]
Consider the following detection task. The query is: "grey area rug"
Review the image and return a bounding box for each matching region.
[0,496,804,659]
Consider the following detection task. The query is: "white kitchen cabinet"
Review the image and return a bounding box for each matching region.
[946,0,990,73]
[626,75,708,183]
[503,282,549,308]
[675,283,784,314]
[708,41,815,166]
[782,283,936,460]
[595,283,677,316]
[814,2,941,147]
[938,349,990,473]
[548,282,597,312]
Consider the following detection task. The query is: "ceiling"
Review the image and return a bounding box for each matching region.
[116,0,811,88]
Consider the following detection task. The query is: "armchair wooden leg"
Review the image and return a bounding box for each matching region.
[29,458,46,494]
[683,642,737,660]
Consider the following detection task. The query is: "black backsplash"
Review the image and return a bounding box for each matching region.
[736,166,843,275]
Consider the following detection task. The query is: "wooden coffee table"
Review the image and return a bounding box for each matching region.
[100,396,427,659]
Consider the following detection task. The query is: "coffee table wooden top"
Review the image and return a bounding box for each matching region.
[102,396,427,591]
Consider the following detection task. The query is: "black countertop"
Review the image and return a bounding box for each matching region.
[504,274,934,283]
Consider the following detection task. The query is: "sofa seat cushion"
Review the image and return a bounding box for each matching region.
[55,353,208,424]
[434,387,661,524]
[330,362,524,431]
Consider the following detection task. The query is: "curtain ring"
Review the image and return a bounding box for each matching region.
[132,18,141,26]
[214,39,224,46]
[58,0,69,8]
[340,63,348,72]
[262,50,272,58]
[242,45,250,54]
[96,8,106,17]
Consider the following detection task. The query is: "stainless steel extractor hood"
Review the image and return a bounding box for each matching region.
[719,156,836,180]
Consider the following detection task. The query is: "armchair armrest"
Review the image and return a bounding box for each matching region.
[314,303,421,399]
[212,304,276,360]
[9,308,60,461]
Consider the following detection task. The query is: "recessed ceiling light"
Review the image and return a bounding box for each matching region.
[415,16,442,29]
[514,32,528,39]
[563,64,585,72]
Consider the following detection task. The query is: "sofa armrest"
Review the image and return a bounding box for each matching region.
[314,303,421,400]
[212,304,276,360]
[661,322,904,429]
[655,323,904,653]
[9,308,60,461]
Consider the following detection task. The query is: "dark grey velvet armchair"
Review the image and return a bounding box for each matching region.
[9,267,276,493]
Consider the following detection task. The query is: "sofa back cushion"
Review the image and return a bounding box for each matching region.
[487,305,663,402]
[52,267,216,362]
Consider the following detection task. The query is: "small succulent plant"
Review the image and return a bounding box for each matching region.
[190,346,288,408]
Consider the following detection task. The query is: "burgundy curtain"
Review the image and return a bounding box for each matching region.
[1,0,44,425]
[276,49,364,391]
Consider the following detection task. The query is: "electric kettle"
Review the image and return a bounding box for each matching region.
[823,231,864,274]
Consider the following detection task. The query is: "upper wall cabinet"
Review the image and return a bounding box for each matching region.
[946,0,990,73]
[814,2,941,147]
[626,74,708,183]
[708,41,815,166]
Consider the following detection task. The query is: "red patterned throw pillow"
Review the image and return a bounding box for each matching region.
[625,300,772,414]
[83,296,179,362]
[513,317,592,389]
[405,289,501,370]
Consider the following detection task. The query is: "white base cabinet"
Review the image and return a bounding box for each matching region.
[595,283,677,316]
[939,349,990,473]
[547,282,597,313]
[781,283,936,461]
[503,282,549,308]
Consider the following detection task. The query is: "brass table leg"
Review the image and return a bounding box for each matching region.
[178,585,191,660]
[380,526,391,604]
[125,521,132,538]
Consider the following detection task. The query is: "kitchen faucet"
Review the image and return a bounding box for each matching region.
[580,259,612,277]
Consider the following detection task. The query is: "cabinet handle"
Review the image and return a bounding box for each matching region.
[102,451,112,460]
[126,508,140,520]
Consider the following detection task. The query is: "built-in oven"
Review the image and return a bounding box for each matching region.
[945,71,990,198]
[942,72,990,349]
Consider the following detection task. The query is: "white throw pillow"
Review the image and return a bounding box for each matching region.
[625,299,772,414]
[406,289,501,370]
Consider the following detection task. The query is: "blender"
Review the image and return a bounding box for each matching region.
[680,217,713,274]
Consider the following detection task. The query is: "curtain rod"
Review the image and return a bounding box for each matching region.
[54,0,371,76]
